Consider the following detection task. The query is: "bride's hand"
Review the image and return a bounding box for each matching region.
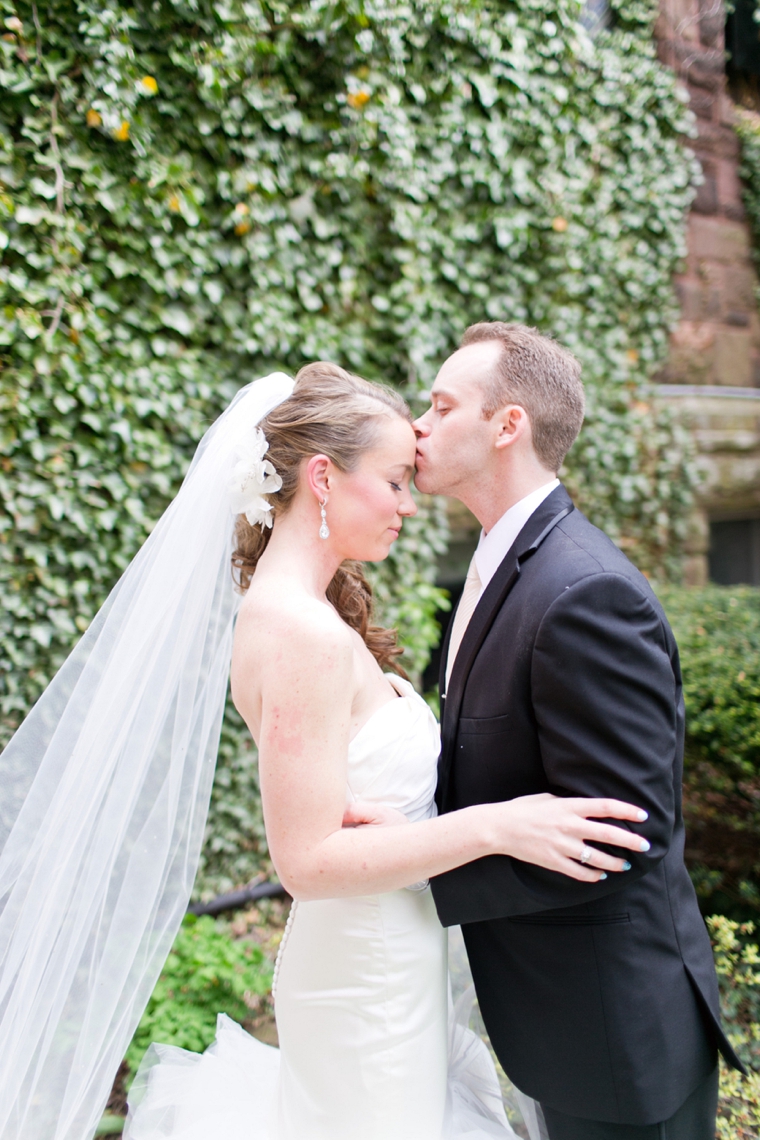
[487,793,650,882]
[342,801,410,829]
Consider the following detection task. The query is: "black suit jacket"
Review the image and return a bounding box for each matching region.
[431,485,741,1125]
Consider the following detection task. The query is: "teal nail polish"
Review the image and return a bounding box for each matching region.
[622,861,632,871]
[599,872,607,880]
[640,838,651,852]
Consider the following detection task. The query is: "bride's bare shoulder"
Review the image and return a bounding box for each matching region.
[231,581,353,731]
[231,578,353,685]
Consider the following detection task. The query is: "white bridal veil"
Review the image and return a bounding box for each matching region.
[0,373,294,1140]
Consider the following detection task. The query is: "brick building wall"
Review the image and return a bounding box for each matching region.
[655,0,760,584]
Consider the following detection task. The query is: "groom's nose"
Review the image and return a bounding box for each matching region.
[412,411,432,437]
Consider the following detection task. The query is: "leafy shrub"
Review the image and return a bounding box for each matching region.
[658,587,760,915]
[125,913,273,1076]
[709,915,760,1137]
[717,1065,760,1140]
[710,915,760,1071]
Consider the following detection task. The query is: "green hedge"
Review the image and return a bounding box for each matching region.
[659,587,760,916]
[1,0,699,894]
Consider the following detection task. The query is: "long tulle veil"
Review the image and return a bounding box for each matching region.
[0,373,294,1140]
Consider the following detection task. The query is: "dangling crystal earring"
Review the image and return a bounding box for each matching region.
[319,499,330,540]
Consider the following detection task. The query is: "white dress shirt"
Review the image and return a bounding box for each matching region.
[471,479,559,601]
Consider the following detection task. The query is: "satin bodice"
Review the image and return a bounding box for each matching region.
[346,677,441,824]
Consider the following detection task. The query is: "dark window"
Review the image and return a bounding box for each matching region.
[727,0,760,108]
[709,518,760,586]
[727,0,760,77]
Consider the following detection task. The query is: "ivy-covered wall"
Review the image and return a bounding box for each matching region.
[1,0,698,894]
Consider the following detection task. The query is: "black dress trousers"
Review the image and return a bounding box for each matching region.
[540,1065,719,1140]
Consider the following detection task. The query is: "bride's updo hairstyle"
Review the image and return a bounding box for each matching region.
[232,361,412,675]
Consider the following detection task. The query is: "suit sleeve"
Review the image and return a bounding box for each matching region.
[431,573,678,926]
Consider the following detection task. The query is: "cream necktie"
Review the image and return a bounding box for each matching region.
[445,554,482,691]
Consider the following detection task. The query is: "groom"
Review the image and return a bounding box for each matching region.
[414,322,742,1140]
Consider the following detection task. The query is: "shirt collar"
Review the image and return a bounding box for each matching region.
[473,479,560,593]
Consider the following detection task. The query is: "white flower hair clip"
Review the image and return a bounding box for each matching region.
[229,427,283,528]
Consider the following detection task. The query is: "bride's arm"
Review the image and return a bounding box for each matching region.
[235,615,648,902]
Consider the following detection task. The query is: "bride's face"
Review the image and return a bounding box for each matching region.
[326,415,418,561]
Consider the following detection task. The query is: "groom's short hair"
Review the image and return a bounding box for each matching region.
[460,322,585,473]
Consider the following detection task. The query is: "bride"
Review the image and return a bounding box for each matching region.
[124,363,645,1140]
[0,364,645,1140]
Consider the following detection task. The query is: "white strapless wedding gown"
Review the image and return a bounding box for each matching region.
[125,679,539,1140]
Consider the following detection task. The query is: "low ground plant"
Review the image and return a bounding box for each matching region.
[125,913,273,1077]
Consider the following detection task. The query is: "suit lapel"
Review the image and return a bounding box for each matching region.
[437,485,573,808]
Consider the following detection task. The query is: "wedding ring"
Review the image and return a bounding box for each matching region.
[579,846,593,865]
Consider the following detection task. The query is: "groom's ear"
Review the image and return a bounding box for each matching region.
[493,404,531,451]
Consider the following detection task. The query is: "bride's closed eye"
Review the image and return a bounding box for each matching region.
[390,482,403,492]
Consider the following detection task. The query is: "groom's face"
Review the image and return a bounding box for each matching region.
[413,341,502,497]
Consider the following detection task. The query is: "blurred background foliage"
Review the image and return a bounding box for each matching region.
[0,0,702,896]
[736,107,760,273]
[658,587,760,920]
